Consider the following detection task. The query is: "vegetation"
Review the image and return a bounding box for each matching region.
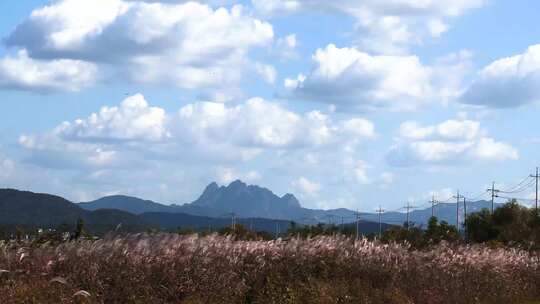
[466,199,540,248]
[379,217,459,248]
[1,234,539,304]
[3,200,540,302]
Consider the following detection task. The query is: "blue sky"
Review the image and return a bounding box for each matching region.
[1,0,540,212]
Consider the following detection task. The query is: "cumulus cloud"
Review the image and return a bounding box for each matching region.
[175,97,375,149]
[398,120,481,141]
[58,94,169,142]
[215,166,262,184]
[3,0,274,91]
[20,94,376,169]
[252,0,485,53]
[460,44,540,108]
[0,50,97,92]
[16,93,379,206]
[285,44,445,112]
[292,177,321,198]
[388,119,519,166]
[254,63,277,84]
[275,34,298,59]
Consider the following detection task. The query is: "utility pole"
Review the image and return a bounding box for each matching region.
[531,167,539,212]
[275,222,280,239]
[453,191,464,231]
[463,197,467,240]
[429,194,438,218]
[376,206,385,239]
[403,202,416,230]
[355,210,360,240]
[230,213,236,231]
[487,182,500,214]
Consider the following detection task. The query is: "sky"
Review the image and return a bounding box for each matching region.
[1,0,540,211]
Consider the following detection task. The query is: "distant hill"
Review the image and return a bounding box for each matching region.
[0,189,145,235]
[359,200,503,228]
[80,195,178,215]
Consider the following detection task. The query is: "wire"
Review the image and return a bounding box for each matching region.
[463,190,489,201]
[438,196,455,203]
[499,179,536,194]
[499,176,535,193]
[496,195,535,202]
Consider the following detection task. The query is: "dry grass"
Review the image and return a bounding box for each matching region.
[1,234,539,303]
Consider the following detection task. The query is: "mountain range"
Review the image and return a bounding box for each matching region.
[0,183,391,235]
[0,188,303,235]
[79,180,504,228]
[0,179,507,236]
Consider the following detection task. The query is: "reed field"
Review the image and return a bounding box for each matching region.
[1,234,539,304]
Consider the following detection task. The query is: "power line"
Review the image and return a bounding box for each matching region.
[495,194,535,202]
[531,167,539,212]
[500,179,536,194]
[499,175,534,193]
[464,190,489,201]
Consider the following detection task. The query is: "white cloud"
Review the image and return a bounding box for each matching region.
[378,172,396,188]
[292,177,321,198]
[399,119,481,141]
[4,0,274,91]
[253,0,485,53]
[0,50,97,92]
[175,97,375,149]
[353,161,371,184]
[254,63,277,84]
[424,188,455,201]
[16,94,379,208]
[275,34,298,59]
[216,166,262,184]
[57,94,169,142]
[461,44,540,108]
[388,119,519,166]
[398,121,435,140]
[0,155,16,180]
[285,44,435,112]
[471,138,519,162]
[341,158,372,185]
[19,94,376,169]
[339,118,377,139]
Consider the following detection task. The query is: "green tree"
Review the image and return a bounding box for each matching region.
[466,209,497,243]
[422,216,459,245]
[466,199,540,247]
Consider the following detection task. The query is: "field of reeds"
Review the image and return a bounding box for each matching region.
[1,234,539,304]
